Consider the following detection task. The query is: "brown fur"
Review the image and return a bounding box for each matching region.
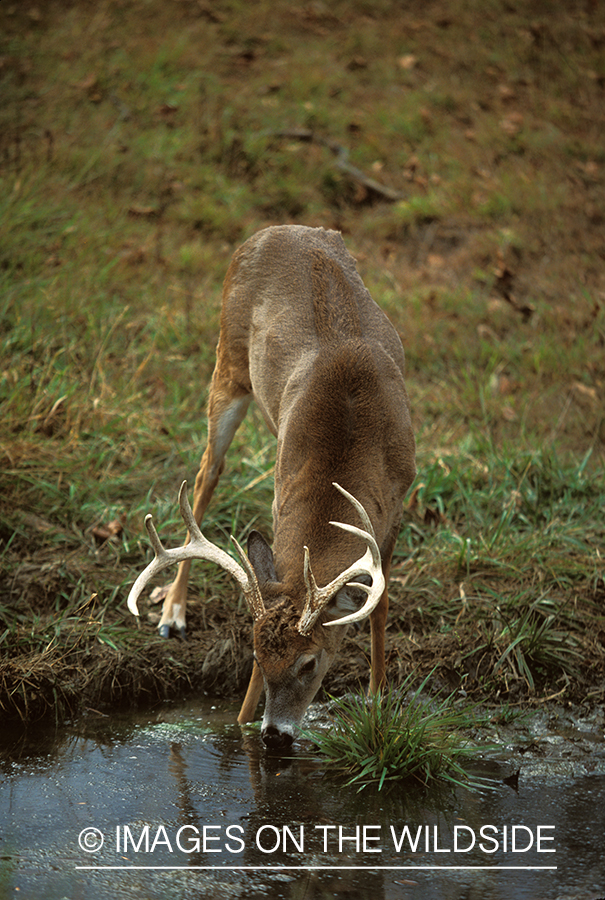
[154,225,416,744]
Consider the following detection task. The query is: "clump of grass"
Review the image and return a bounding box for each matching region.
[306,674,489,792]
[490,591,583,691]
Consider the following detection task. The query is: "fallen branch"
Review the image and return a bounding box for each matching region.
[260,128,405,202]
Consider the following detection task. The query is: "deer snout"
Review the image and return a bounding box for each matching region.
[261,724,294,750]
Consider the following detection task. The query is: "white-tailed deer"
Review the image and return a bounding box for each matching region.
[128,225,416,749]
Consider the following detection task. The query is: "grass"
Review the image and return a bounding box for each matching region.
[392,444,603,699]
[0,592,193,723]
[0,0,604,725]
[304,674,492,792]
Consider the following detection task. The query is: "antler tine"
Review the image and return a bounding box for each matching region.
[230,535,267,620]
[177,479,204,541]
[331,482,374,534]
[127,481,266,621]
[127,513,175,616]
[297,483,385,635]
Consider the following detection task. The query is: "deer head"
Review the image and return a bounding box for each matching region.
[127,481,384,748]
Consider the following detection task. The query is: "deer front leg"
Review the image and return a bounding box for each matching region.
[237,660,265,723]
[156,452,219,638]
[158,386,251,638]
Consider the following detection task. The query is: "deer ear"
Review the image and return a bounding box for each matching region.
[247,531,278,584]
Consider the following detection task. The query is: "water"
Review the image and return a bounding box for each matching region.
[0,699,604,900]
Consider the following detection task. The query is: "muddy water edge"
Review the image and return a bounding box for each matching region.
[1,697,604,900]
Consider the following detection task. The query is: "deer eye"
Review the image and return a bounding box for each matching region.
[298,658,317,678]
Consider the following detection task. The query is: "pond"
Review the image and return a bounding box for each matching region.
[1,698,604,900]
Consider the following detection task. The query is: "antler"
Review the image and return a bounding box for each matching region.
[297,483,385,635]
[127,481,266,621]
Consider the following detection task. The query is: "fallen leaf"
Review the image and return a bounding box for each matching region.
[498,84,516,102]
[420,107,433,126]
[76,72,98,91]
[477,323,499,343]
[500,112,524,136]
[157,103,178,117]
[92,516,125,543]
[127,205,159,218]
[398,54,418,70]
[347,56,367,70]
[406,483,424,512]
[571,382,598,404]
[119,246,147,265]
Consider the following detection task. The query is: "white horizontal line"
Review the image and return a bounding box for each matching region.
[76,865,558,871]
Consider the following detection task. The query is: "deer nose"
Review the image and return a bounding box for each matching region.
[261,725,294,750]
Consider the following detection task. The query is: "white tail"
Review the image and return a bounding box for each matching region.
[128,225,416,749]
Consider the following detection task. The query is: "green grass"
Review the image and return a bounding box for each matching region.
[392,444,603,697]
[305,675,492,792]
[1,0,604,722]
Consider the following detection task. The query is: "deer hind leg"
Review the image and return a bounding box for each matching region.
[158,380,252,638]
[369,527,398,692]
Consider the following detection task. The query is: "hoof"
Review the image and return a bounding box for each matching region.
[158,623,187,639]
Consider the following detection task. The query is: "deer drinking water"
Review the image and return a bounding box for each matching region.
[128,225,416,749]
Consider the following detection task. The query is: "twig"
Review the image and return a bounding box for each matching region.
[259,128,405,202]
